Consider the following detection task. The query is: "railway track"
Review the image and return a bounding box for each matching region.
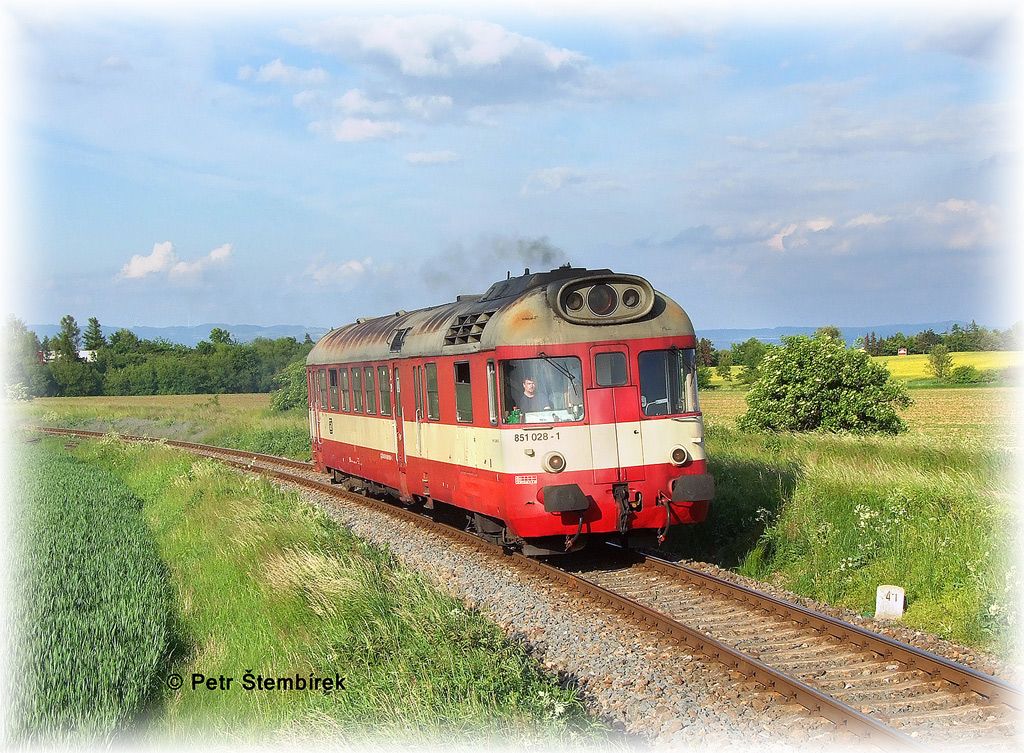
[31,426,1020,748]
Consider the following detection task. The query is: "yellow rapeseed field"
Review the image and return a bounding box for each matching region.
[874,350,1021,380]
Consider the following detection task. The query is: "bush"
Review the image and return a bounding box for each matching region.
[269,358,309,411]
[737,335,911,435]
[949,365,976,384]
[697,365,713,390]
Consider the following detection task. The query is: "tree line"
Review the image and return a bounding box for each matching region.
[4,315,314,398]
[693,322,1020,385]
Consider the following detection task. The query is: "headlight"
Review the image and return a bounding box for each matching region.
[587,284,618,316]
[670,446,689,466]
[543,451,567,473]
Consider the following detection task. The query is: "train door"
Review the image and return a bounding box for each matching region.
[586,345,645,484]
[393,365,409,496]
[312,368,325,460]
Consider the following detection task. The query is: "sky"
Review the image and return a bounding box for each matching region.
[3,3,1021,330]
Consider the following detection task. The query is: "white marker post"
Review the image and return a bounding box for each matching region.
[875,585,905,620]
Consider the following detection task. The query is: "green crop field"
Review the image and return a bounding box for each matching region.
[9,441,173,744]
[11,436,601,744]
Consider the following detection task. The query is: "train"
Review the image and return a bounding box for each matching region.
[306,265,714,555]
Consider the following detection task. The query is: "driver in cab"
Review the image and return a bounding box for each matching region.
[515,377,552,414]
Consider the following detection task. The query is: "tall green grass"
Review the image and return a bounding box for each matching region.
[9,440,173,744]
[73,439,598,743]
[667,425,1019,650]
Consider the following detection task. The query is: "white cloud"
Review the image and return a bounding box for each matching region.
[118,241,176,279]
[404,95,453,120]
[170,243,233,280]
[307,256,375,287]
[916,198,997,250]
[845,213,892,228]
[289,15,586,79]
[239,59,329,86]
[335,89,393,115]
[521,166,623,195]
[405,150,459,165]
[329,118,403,142]
[804,218,834,232]
[117,242,232,282]
[767,224,798,252]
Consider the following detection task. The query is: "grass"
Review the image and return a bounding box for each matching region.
[18,393,313,461]
[8,439,173,745]
[17,387,1019,653]
[63,438,600,743]
[675,388,1020,652]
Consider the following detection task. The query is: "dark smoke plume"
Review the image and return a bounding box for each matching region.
[420,235,567,294]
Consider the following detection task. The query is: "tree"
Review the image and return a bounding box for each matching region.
[815,325,843,341]
[56,314,81,357]
[209,327,234,345]
[50,357,102,396]
[303,332,313,345]
[731,337,768,367]
[696,337,714,366]
[83,317,106,350]
[109,328,141,353]
[3,317,56,397]
[270,359,309,411]
[715,352,733,381]
[696,365,712,390]
[737,335,911,435]
[927,345,953,380]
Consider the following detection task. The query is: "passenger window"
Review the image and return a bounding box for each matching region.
[364,367,376,414]
[317,369,327,409]
[454,362,473,422]
[425,363,439,420]
[595,352,628,387]
[486,360,498,425]
[339,369,350,412]
[328,369,339,411]
[352,368,363,412]
[378,366,392,416]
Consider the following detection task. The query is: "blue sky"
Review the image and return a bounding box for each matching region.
[10,6,1018,330]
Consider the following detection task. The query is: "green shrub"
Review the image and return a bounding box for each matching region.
[948,365,991,384]
[269,358,309,411]
[738,335,911,434]
[697,365,713,390]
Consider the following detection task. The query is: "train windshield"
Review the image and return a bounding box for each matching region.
[638,348,700,416]
[501,357,583,424]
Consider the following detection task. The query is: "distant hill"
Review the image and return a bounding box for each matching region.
[699,321,971,349]
[28,319,978,349]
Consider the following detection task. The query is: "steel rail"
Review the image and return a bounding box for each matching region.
[29,426,967,748]
[624,546,1023,711]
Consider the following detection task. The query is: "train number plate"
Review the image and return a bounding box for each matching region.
[514,475,538,485]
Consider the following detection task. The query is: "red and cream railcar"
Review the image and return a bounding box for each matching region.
[306,266,714,555]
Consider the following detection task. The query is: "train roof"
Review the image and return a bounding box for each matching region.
[307,266,695,366]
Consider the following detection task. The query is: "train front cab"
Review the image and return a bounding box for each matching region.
[493,337,714,550]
